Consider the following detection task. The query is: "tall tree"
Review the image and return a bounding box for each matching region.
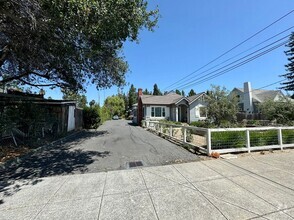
[181,90,185,97]
[281,32,294,91]
[128,84,137,109]
[153,83,162,95]
[175,89,181,95]
[0,1,159,91]
[104,95,125,116]
[206,85,238,126]
[188,89,196,96]
[143,88,151,95]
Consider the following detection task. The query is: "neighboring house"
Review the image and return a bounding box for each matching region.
[230,82,287,114]
[136,88,207,125]
[0,90,83,137]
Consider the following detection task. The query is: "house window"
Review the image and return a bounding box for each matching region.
[151,107,166,117]
[199,107,207,117]
[155,107,161,117]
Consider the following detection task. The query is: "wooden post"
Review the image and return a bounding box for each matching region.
[246,130,251,153]
[169,126,173,137]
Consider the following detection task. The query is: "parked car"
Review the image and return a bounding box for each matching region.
[112,115,119,120]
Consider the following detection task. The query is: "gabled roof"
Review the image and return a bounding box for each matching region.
[187,92,206,104]
[140,92,206,105]
[141,93,182,105]
[234,88,284,103]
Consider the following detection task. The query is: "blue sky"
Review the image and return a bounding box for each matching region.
[46,0,294,105]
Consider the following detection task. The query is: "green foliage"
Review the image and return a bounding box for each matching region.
[153,84,162,96]
[280,32,294,91]
[143,89,152,95]
[181,90,185,97]
[282,129,294,144]
[175,89,181,95]
[104,95,125,117]
[250,130,278,146]
[258,99,294,125]
[100,106,111,123]
[62,90,87,108]
[128,84,137,110]
[188,89,196,97]
[211,131,246,149]
[83,105,101,129]
[0,102,45,138]
[0,0,159,91]
[190,120,213,128]
[206,85,238,126]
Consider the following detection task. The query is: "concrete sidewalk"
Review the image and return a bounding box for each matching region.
[1,150,294,220]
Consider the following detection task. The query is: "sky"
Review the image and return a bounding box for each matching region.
[45,0,294,105]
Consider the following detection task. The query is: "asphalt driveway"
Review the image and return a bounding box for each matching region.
[0,120,199,192]
[78,119,200,171]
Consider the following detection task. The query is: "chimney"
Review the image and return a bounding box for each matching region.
[138,88,143,97]
[243,82,253,113]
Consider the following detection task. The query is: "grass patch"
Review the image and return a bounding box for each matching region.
[211,131,246,149]
[250,130,278,146]
[282,129,294,144]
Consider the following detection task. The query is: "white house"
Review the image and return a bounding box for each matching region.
[230,82,287,113]
[137,89,207,125]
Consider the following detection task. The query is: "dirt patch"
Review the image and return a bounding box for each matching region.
[0,146,31,163]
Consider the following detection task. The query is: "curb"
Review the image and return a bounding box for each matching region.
[0,130,84,170]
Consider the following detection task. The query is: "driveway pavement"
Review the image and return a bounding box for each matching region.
[1,150,294,219]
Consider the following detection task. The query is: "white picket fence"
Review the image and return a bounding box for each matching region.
[142,120,294,156]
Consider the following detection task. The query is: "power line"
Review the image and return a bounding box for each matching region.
[164,9,294,91]
[168,27,294,91]
[175,38,289,90]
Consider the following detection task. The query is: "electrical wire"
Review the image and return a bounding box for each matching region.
[176,39,289,90]
[164,10,294,91]
[168,27,294,91]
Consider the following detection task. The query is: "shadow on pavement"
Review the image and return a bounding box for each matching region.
[0,130,110,199]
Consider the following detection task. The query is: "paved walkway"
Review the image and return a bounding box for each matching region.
[1,150,294,219]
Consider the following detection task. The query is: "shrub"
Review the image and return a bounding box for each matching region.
[83,106,101,129]
[250,130,278,146]
[282,129,294,144]
[211,131,246,149]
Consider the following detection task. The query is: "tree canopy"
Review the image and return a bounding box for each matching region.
[62,90,87,108]
[104,95,125,116]
[153,83,162,95]
[280,32,294,91]
[188,89,196,96]
[0,0,158,91]
[128,84,136,109]
[206,85,238,125]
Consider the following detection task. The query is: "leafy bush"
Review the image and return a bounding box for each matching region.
[211,131,246,149]
[282,129,294,144]
[83,106,101,129]
[250,130,278,146]
[190,120,212,128]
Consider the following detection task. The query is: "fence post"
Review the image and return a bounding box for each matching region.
[169,126,173,137]
[278,128,283,150]
[160,125,163,134]
[246,130,251,153]
[207,129,211,156]
[183,128,187,143]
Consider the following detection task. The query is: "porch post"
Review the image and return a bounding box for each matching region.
[175,107,178,122]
